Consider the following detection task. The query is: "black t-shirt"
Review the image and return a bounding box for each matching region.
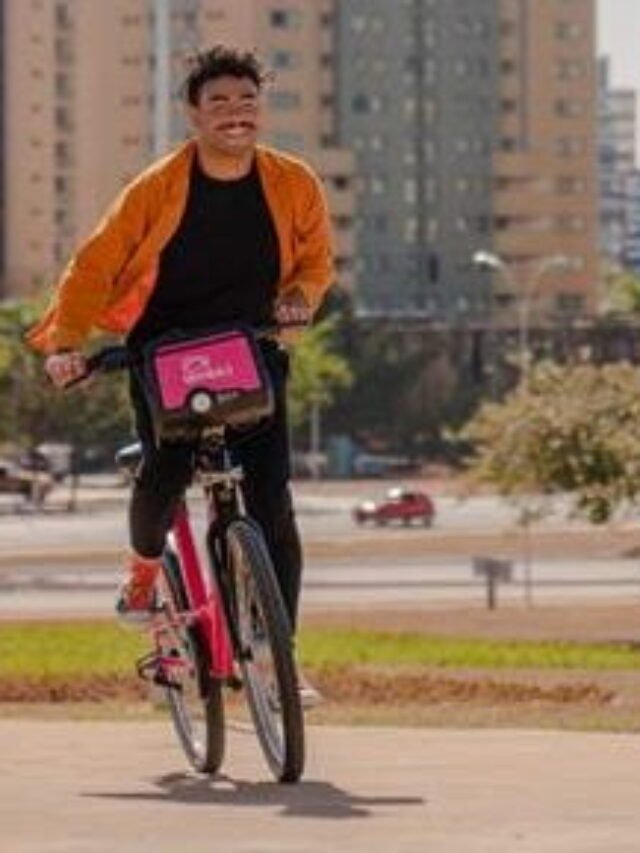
[128,156,280,348]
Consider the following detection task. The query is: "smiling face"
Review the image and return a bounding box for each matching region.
[187,75,261,158]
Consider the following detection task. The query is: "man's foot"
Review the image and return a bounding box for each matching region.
[115,554,161,627]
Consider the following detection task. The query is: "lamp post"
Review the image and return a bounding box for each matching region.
[472,250,572,383]
[472,249,574,608]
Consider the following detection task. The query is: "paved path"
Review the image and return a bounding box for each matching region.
[2,720,639,852]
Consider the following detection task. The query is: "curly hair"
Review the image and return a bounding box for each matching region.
[181,45,268,105]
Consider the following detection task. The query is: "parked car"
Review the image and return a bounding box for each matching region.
[352,486,435,527]
[0,457,54,506]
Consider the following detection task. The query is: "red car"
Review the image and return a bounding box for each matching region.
[352,487,435,527]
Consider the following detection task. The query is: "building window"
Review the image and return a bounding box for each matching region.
[404,179,417,204]
[271,49,299,70]
[556,176,587,194]
[268,91,301,110]
[352,93,369,114]
[270,9,302,29]
[556,59,585,80]
[556,21,584,40]
[555,137,587,156]
[269,131,304,152]
[556,98,585,117]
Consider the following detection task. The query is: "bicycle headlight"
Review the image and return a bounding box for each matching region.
[190,391,213,414]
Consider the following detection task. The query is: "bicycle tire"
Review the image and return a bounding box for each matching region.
[160,547,225,774]
[226,519,305,783]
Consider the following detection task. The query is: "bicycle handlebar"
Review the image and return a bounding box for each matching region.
[66,322,305,387]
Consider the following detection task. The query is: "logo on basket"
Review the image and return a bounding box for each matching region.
[181,355,233,386]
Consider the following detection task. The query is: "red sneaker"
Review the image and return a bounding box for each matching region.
[115,555,161,626]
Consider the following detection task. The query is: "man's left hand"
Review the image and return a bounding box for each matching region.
[275,290,311,328]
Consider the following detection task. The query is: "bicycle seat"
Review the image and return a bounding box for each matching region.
[115,442,143,475]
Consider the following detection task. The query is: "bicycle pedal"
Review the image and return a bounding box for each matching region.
[135,651,160,682]
[225,674,243,691]
[153,671,182,691]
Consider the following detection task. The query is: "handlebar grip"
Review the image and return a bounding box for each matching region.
[85,346,130,375]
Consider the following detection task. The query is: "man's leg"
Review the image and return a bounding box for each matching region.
[231,343,303,630]
[118,371,193,620]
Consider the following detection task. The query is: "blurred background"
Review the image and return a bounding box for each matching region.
[0,0,638,487]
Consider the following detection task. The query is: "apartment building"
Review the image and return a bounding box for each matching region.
[4,0,152,295]
[2,0,355,297]
[598,56,637,269]
[493,0,598,317]
[336,0,500,319]
[336,0,598,320]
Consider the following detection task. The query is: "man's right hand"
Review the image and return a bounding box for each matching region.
[44,351,87,388]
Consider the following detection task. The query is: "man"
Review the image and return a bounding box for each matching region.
[29,47,333,643]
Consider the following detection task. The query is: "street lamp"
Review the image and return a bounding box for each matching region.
[472,250,573,382]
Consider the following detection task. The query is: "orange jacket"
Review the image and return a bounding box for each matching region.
[27,141,334,353]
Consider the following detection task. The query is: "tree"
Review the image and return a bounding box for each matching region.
[461,360,640,523]
[0,298,131,463]
[288,317,353,451]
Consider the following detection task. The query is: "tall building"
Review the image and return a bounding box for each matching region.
[336,0,598,320]
[5,0,153,295]
[337,0,500,319]
[598,56,637,269]
[622,170,640,272]
[492,0,598,318]
[2,0,355,297]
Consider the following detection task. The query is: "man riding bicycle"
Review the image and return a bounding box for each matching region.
[28,47,333,665]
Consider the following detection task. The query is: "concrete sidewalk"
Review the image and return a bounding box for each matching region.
[1,719,639,852]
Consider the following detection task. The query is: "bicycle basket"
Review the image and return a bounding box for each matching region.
[142,328,274,441]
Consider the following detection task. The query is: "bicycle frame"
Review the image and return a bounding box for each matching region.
[169,502,234,680]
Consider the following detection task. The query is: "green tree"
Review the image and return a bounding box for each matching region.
[461,360,640,523]
[0,298,131,462]
[288,317,353,449]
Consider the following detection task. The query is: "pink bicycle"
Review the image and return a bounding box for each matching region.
[86,326,305,783]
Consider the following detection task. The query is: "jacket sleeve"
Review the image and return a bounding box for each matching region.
[288,167,335,314]
[26,176,153,353]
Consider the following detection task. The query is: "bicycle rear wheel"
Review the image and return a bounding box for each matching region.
[226,519,305,783]
[160,547,225,774]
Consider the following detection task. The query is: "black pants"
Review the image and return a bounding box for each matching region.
[128,342,303,629]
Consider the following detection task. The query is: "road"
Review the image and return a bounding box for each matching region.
[1,491,640,614]
[2,720,640,853]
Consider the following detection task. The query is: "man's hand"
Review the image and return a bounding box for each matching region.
[275,290,311,328]
[44,351,87,388]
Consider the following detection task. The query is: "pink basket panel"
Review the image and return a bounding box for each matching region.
[154,333,261,410]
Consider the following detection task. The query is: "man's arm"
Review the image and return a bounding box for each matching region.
[284,168,335,315]
[27,175,153,353]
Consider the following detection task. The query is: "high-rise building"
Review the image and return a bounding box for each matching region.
[5,0,153,295]
[2,0,355,297]
[337,0,500,319]
[598,56,637,269]
[493,0,598,318]
[336,0,598,320]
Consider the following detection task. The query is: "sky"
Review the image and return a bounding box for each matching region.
[598,0,640,159]
[597,0,640,89]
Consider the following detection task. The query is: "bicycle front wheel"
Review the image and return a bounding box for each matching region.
[227,520,304,783]
[160,547,225,775]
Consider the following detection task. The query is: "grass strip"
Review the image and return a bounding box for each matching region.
[298,629,640,671]
[1,621,640,678]
[0,622,146,678]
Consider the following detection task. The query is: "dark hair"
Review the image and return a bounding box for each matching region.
[181,45,267,105]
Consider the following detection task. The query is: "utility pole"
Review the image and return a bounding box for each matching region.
[153,0,172,158]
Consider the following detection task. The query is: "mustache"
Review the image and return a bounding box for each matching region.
[217,121,256,130]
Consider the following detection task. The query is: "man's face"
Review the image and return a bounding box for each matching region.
[188,75,261,156]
